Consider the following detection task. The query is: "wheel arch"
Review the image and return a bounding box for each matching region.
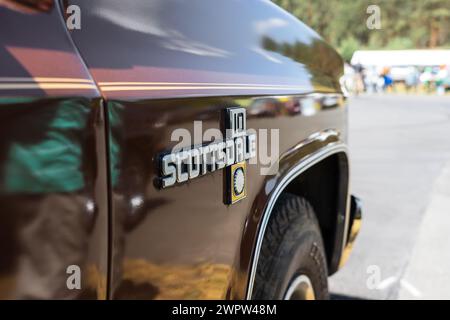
[245,131,350,299]
[284,151,350,274]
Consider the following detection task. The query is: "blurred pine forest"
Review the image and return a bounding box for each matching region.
[273,0,450,61]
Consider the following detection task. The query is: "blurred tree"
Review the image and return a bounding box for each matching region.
[339,36,361,62]
[272,0,450,60]
[385,37,415,50]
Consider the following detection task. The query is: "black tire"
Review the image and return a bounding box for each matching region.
[253,193,329,300]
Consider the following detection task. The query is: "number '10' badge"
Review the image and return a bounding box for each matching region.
[224,108,249,204]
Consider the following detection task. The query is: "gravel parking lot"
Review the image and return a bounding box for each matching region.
[329,94,450,300]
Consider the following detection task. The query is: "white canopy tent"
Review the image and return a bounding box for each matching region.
[351,50,450,67]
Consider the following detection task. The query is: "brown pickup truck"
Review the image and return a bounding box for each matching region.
[0,0,361,300]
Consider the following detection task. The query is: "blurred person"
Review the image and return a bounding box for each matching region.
[445,66,450,93]
[364,66,381,93]
[375,66,385,92]
[381,67,393,92]
[420,67,435,93]
[405,66,420,93]
[352,61,365,95]
[436,65,449,95]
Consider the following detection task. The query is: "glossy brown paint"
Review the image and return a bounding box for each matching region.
[0,0,349,300]
[65,0,343,100]
[94,94,347,300]
[0,2,107,298]
[65,0,348,299]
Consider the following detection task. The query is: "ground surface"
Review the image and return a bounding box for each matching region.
[329,94,450,300]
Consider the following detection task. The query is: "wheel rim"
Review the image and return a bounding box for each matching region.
[284,275,316,300]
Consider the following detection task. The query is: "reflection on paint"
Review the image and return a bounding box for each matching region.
[114,259,231,300]
[0,98,102,299]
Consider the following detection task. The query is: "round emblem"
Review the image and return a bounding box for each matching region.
[233,167,245,196]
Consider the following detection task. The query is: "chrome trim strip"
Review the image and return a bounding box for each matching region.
[99,81,308,87]
[100,85,312,92]
[0,77,96,90]
[0,83,97,90]
[246,142,349,299]
[0,77,94,83]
